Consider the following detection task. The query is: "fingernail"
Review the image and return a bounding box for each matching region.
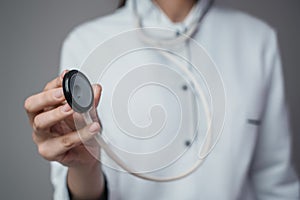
[89,123,100,134]
[61,104,72,112]
[54,89,63,99]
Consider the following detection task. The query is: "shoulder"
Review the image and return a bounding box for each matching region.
[211,5,275,33]
[200,6,280,84]
[63,6,132,50]
[60,7,133,68]
[208,5,277,43]
[73,7,130,36]
[204,5,279,67]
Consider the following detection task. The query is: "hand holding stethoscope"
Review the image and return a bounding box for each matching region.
[24,70,103,169]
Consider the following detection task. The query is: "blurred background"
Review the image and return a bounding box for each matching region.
[0,0,299,199]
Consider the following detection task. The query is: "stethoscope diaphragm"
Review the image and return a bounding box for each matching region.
[62,70,94,113]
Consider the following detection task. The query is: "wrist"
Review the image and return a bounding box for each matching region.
[69,158,101,173]
[67,161,104,200]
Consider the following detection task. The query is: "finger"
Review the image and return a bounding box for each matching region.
[24,88,65,124]
[33,103,74,134]
[53,84,102,130]
[25,87,65,114]
[92,84,102,108]
[64,112,87,131]
[91,84,103,129]
[37,122,100,161]
[43,70,68,91]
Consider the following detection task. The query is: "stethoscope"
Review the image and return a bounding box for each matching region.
[62,0,215,182]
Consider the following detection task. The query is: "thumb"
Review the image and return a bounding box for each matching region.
[93,84,102,108]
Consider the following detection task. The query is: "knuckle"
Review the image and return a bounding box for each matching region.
[61,135,75,149]
[44,82,50,90]
[45,90,55,102]
[55,106,64,118]
[47,111,58,124]
[32,132,38,143]
[56,76,61,86]
[33,116,43,132]
[43,92,57,107]
[38,144,53,161]
[24,97,32,111]
[37,145,44,156]
[49,108,65,124]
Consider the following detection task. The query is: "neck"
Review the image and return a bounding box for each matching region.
[153,0,197,23]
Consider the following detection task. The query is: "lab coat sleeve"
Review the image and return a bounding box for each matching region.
[51,161,70,200]
[250,31,299,199]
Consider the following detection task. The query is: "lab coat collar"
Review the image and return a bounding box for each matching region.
[125,0,204,35]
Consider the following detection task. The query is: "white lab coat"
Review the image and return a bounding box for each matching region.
[51,0,299,199]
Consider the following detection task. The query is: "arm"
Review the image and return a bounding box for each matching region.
[24,73,106,200]
[250,31,299,199]
[67,162,105,200]
[24,32,108,199]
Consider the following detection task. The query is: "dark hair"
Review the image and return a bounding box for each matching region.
[118,0,126,8]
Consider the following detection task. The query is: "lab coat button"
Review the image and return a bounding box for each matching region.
[182,85,188,91]
[185,140,191,147]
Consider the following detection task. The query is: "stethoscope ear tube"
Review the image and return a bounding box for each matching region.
[62,69,211,182]
[61,0,215,182]
[133,0,215,46]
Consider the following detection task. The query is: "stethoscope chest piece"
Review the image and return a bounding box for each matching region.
[62,70,94,113]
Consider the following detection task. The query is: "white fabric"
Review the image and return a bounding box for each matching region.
[51,0,299,199]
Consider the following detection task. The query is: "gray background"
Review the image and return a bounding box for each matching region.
[0,0,299,199]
